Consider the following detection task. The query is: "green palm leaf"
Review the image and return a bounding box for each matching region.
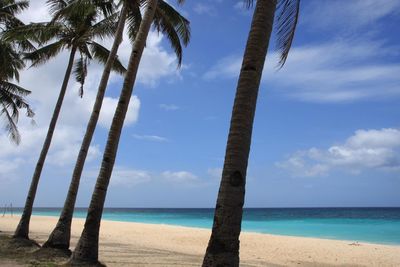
[89,41,126,74]
[24,40,65,67]
[74,54,88,97]
[153,0,190,67]
[275,0,300,68]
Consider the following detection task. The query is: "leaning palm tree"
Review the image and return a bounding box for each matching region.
[7,0,126,240]
[69,0,190,264]
[42,0,135,251]
[202,0,300,266]
[0,0,34,144]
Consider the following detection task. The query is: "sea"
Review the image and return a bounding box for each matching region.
[8,207,400,245]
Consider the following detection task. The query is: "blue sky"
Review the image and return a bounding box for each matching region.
[1,0,399,208]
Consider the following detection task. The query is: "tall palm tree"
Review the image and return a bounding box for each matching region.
[69,0,190,264]
[42,1,133,251]
[44,0,190,252]
[202,0,300,266]
[0,0,34,144]
[6,0,126,240]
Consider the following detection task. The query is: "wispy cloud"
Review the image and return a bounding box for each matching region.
[193,3,217,16]
[303,0,400,32]
[159,104,180,111]
[204,40,400,102]
[233,1,252,16]
[276,128,400,177]
[132,134,168,142]
[162,171,199,184]
[207,168,222,179]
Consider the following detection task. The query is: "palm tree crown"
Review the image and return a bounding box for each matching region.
[0,0,34,144]
[7,0,127,240]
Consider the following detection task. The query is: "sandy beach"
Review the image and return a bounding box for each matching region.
[1,215,400,266]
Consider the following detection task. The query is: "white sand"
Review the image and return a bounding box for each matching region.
[1,215,400,266]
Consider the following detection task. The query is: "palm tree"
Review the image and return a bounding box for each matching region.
[69,0,190,264]
[202,0,300,266]
[0,0,34,144]
[42,1,133,251]
[6,0,126,240]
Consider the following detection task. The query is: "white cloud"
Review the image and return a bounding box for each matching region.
[303,0,400,32]
[0,1,186,184]
[162,171,198,183]
[193,3,216,16]
[111,168,152,187]
[203,55,242,80]
[159,104,179,111]
[233,1,252,16]
[84,166,152,187]
[207,168,222,179]
[204,40,400,102]
[277,128,400,177]
[114,31,183,87]
[132,134,168,142]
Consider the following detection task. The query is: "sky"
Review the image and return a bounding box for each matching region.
[1,0,399,208]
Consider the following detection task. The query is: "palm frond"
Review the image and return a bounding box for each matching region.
[24,40,65,67]
[46,0,68,16]
[0,0,29,28]
[241,0,254,8]
[125,0,142,42]
[3,22,65,45]
[0,39,25,81]
[73,54,88,97]
[89,41,126,74]
[0,80,31,97]
[275,0,300,68]
[153,0,191,67]
[1,102,21,144]
[92,0,116,17]
[90,12,118,40]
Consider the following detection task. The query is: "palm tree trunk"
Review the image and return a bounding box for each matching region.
[69,0,158,264]
[13,47,77,240]
[42,5,128,251]
[202,1,276,266]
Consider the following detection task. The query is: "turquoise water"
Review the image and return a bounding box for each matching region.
[10,208,400,245]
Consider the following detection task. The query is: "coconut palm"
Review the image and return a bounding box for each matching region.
[0,0,34,144]
[44,0,190,252]
[202,0,300,266]
[7,0,126,240]
[69,0,190,264]
[42,1,134,251]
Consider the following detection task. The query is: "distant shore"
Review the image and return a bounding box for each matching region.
[1,215,400,266]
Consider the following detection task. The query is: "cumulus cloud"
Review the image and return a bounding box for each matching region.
[276,128,400,177]
[0,1,186,184]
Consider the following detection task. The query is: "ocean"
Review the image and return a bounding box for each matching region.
[8,207,400,245]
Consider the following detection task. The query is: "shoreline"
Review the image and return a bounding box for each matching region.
[8,212,400,246]
[1,215,400,266]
